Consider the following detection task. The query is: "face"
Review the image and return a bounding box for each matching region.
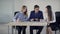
[34,8,39,13]
[22,7,27,12]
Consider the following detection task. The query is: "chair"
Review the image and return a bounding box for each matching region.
[55,12,60,34]
[14,11,19,16]
[51,12,60,34]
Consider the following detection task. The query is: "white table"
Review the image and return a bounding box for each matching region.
[6,22,47,34]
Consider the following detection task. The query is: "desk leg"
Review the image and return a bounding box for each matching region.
[15,26,16,34]
[8,25,9,34]
[11,26,17,34]
[12,26,13,34]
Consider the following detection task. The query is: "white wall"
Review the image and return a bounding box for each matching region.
[0,0,14,23]
[0,0,60,23]
[14,0,60,13]
[14,0,60,18]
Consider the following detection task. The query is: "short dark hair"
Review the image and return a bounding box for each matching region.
[34,5,39,9]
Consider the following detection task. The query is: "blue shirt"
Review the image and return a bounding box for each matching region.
[13,12,28,22]
[29,10,43,21]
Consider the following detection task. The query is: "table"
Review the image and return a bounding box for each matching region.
[6,22,47,34]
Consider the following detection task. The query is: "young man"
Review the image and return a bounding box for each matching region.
[29,5,44,34]
[29,5,43,21]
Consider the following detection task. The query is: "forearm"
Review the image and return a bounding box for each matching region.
[16,18,20,22]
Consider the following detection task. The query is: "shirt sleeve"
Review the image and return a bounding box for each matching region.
[49,12,56,23]
[29,11,34,20]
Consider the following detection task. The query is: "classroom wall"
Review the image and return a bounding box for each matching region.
[0,0,14,23]
[0,0,60,23]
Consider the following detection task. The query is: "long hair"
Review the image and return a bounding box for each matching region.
[21,5,28,16]
[46,5,52,21]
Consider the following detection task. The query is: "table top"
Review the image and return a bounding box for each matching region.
[6,21,47,26]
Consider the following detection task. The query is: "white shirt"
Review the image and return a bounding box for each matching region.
[44,11,56,23]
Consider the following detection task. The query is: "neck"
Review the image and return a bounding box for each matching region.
[35,11,38,13]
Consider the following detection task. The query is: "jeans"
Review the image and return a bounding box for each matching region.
[12,26,27,34]
[30,26,43,34]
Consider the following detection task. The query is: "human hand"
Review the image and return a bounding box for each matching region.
[30,19,34,21]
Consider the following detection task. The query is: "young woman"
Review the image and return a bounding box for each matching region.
[13,5,28,34]
[45,5,56,34]
[14,6,28,22]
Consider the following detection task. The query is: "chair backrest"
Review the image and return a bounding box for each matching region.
[55,12,60,25]
[14,11,19,16]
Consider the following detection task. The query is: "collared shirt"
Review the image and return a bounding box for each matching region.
[13,11,28,22]
[29,10,44,21]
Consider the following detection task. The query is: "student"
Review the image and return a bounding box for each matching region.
[13,5,28,34]
[29,5,43,21]
[45,5,56,34]
[29,5,44,34]
[14,6,28,22]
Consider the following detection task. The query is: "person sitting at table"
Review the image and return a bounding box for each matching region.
[29,5,44,34]
[45,5,56,34]
[13,5,28,34]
